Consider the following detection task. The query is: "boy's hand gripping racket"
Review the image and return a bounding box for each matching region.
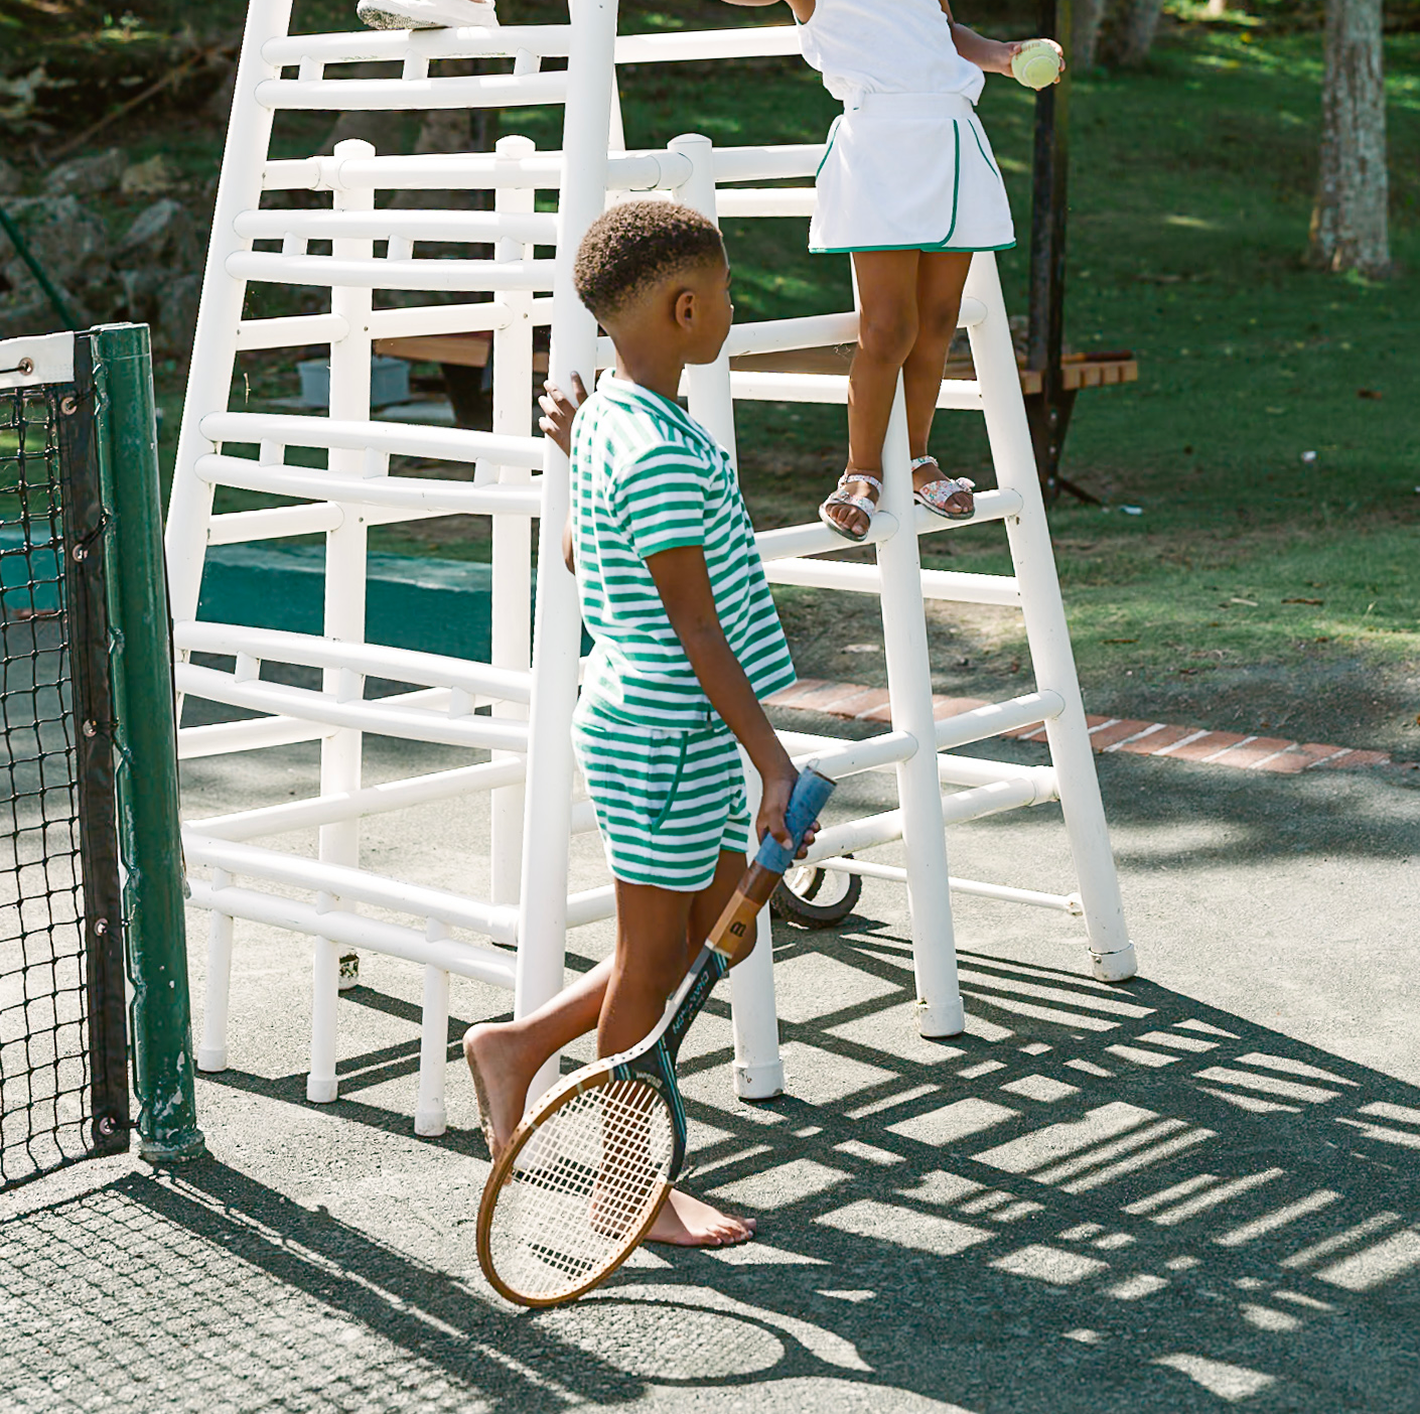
[477,766,835,1307]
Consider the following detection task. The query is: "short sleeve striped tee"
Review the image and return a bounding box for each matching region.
[571,373,796,729]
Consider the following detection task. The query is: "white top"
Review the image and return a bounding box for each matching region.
[798,0,983,104]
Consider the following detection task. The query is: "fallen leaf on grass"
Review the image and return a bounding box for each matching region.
[1229,597,1259,607]
[1357,388,1383,400]
[1282,597,1324,605]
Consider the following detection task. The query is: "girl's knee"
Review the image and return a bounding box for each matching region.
[917,297,961,347]
[858,306,919,366]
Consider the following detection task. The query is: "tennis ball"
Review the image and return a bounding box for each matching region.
[1011,40,1062,90]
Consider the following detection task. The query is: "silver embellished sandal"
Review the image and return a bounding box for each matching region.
[911,455,975,520]
[818,470,883,543]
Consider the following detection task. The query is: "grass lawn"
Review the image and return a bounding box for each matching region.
[611,6,1420,755]
[17,0,1415,754]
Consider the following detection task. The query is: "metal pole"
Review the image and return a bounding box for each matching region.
[1024,0,1094,504]
[673,131,782,1095]
[966,257,1136,983]
[729,748,785,1097]
[309,138,377,1104]
[875,380,964,1037]
[0,204,79,330]
[673,134,739,467]
[490,132,537,908]
[167,0,294,621]
[169,1,293,1079]
[93,323,205,1162]
[516,0,619,1102]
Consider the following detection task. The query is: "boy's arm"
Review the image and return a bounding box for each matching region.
[539,375,587,573]
[646,545,804,851]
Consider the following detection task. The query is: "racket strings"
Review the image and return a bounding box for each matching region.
[486,1077,675,1303]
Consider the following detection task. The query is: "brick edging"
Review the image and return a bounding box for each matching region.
[765,679,1413,777]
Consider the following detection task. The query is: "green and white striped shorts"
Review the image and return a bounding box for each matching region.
[572,706,751,892]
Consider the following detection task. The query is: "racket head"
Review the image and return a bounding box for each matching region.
[477,1063,681,1307]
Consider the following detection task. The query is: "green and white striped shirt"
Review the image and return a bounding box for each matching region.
[571,373,796,730]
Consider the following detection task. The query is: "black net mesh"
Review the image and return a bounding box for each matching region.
[0,384,98,1188]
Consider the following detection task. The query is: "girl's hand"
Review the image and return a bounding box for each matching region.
[1003,37,1065,81]
[538,372,588,457]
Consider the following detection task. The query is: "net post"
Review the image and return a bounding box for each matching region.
[92,322,206,1162]
[59,333,132,1158]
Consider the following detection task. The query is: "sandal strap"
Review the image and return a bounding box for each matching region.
[823,490,876,514]
[838,470,883,494]
[916,477,975,509]
[911,456,974,491]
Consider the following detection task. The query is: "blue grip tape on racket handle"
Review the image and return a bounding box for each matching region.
[754,767,836,876]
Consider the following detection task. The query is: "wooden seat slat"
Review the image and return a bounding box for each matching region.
[372,332,1136,400]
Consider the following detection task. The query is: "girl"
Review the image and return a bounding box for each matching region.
[728,0,1061,539]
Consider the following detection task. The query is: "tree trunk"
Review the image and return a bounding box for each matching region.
[1072,0,1105,68]
[1310,0,1390,276]
[1095,0,1166,68]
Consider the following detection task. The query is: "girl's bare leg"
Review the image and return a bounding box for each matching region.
[901,251,974,513]
[903,252,972,457]
[824,249,923,539]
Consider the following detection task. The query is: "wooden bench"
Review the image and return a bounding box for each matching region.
[374,331,1137,493]
[726,343,1138,395]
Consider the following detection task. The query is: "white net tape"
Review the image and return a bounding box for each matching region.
[485,1076,675,1304]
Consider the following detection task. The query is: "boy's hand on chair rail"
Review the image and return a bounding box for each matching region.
[539,372,587,457]
[757,762,818,858]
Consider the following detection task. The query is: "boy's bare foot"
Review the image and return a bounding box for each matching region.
[463,1023,534,1160]
[646,1189,757,1247]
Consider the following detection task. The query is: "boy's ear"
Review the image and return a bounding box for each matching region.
[673,286,697,330]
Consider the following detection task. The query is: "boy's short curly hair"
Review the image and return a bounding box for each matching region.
[573,200,725,321]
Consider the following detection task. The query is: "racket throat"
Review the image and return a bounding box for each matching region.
[660,947,729,1065]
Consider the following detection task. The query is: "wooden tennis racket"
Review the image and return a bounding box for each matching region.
[477,766,836,1307]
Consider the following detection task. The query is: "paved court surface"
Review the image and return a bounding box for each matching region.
[2,715,1418,1413]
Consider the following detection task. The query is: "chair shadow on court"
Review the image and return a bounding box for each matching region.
[7,923,1416,1413]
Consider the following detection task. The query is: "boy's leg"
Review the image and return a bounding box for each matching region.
[464,960,610,1157]
[827,249,923,538]
[610,852,757,1247]
[465,851,753,1161]
[903,251,973,512]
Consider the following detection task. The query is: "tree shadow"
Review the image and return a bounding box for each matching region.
[603,934,1420,1412]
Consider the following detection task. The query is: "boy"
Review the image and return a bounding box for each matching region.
[465,201,808,1249]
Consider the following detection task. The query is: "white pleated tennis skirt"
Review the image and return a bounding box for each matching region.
[809,90,1016,255]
